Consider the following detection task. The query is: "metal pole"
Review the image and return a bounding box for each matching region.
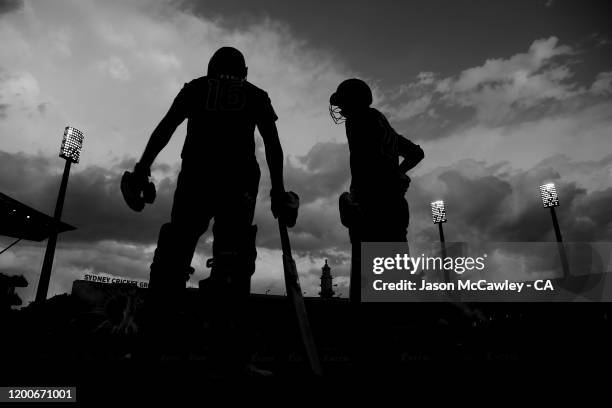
[438,223,449,283]
[36,159,71,302]
[550,207,570,279]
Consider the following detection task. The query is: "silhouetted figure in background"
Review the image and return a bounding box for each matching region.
[128,47,289,372]
[330,78,424,302]
[0,273,27,312]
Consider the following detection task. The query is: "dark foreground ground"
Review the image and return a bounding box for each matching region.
[3,281,612,400]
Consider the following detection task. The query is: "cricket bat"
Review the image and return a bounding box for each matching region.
[278,219,323,376]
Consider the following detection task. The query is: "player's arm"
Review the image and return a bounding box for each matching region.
[138,88,188,170]
[257,118,285,194]
[398,135,424,175]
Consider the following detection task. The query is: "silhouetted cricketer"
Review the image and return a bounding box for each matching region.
[128,47,292,371]
[330,78,425,302]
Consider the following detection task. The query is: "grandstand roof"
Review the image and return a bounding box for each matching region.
[0,192,76,241]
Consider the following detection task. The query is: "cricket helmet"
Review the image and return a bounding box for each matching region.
[329,78,373,124]
[207,46,248,80]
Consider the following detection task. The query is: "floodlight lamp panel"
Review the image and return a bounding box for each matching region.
[59,126,84,163]
[431,200,447,224]
[539,183,559,208]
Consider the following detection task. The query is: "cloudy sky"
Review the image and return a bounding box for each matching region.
[1,0,611,303]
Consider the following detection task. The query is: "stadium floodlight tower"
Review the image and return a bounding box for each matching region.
[431,200,449,282]
[539,183,570,279]
[35,126,84,302]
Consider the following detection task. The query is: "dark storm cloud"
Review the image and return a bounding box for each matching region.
[491,182,585,241]
[0,146,350,254]
[567,187,612,241]
[408,156,612,248]
[187,0,612,88]
[2,147,610,263]
[284,142,350,204]
[254,140,349,204]
[0,150,177,244]
[437,170,513,234]
[0,0,22,14]
[253,142,350,254]
[256,140,612,257]
[64,164,176,243]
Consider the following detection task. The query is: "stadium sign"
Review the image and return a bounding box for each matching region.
[82,273,148,288]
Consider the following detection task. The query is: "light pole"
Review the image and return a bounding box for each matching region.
[431,200,449,283]
[35,126,84,302]
[539,183,570,279]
